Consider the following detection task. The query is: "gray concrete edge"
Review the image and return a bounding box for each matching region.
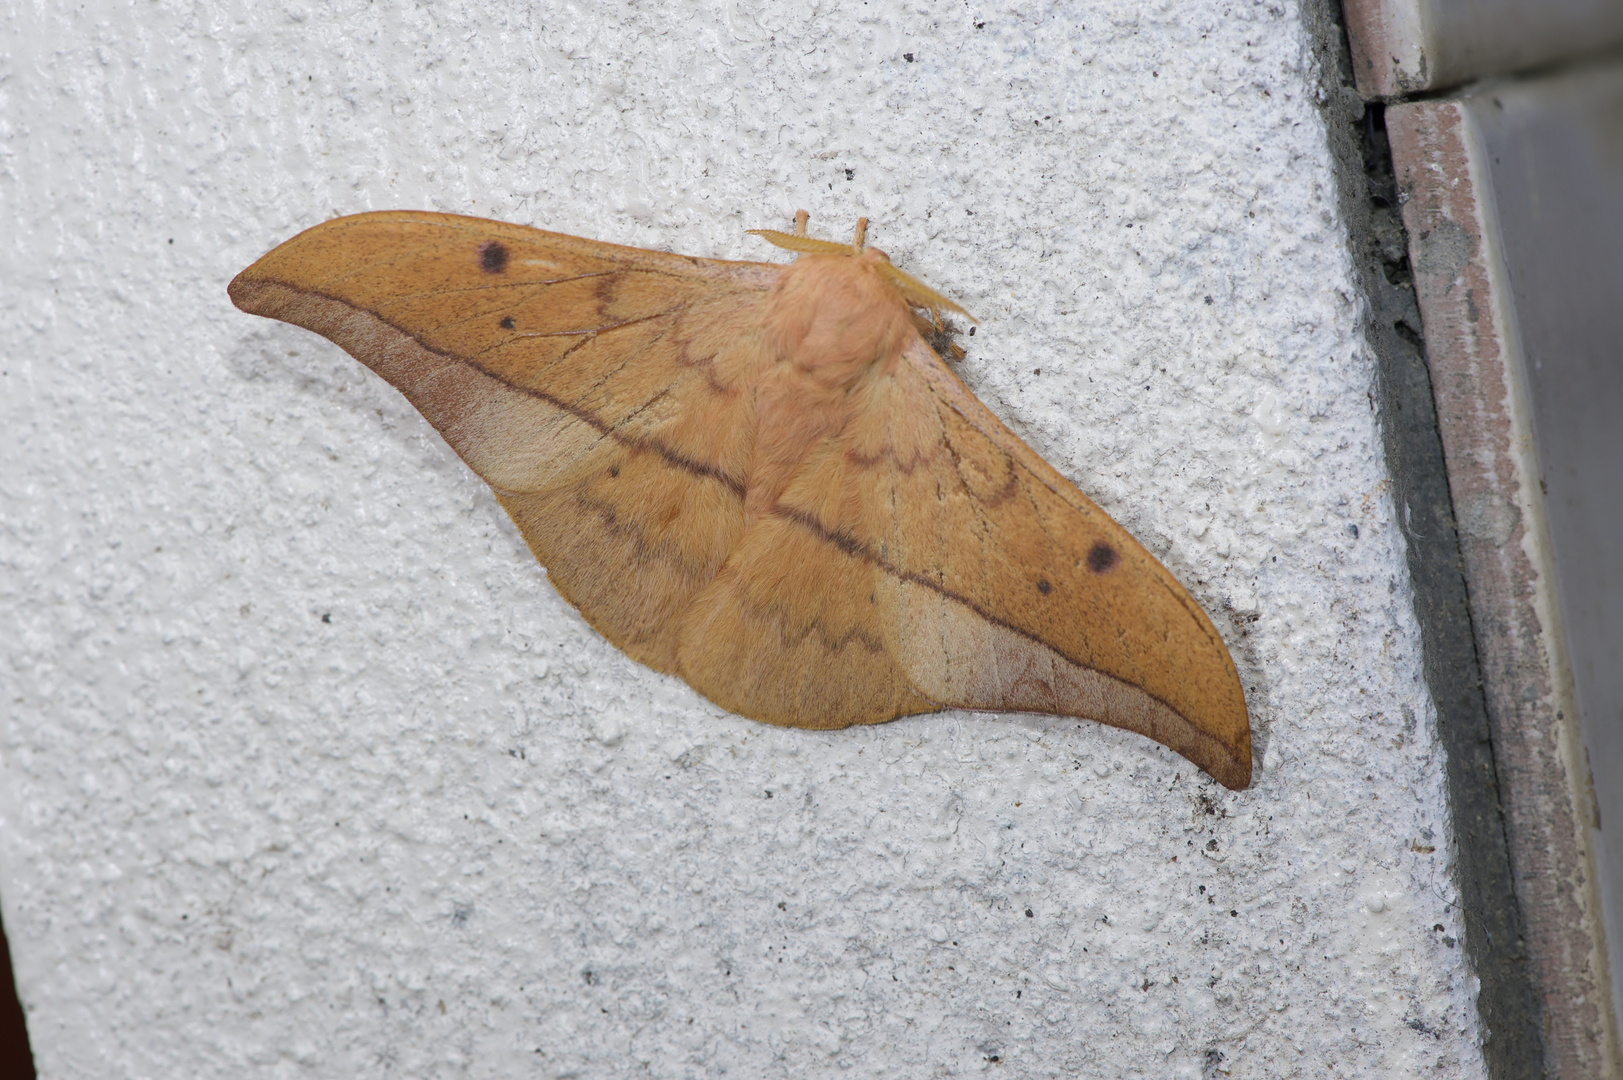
[1309,4,1547,1077]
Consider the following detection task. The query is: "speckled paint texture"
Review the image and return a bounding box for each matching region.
[0,2,1486,1077]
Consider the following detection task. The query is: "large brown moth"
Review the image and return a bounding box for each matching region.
[229,210,1252,789]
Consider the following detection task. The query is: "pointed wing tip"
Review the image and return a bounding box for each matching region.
[1153,702,1250,790]
[226,269,257,313]
[1184,693,1253,791]
[227,268,283,320]
[1204,743,1253,791]
[1125,674,1253,790]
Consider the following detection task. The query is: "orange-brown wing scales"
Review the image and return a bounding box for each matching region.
[768,339,1251,789]
[497,442,745,671]
[228,211,776,672]
[675,515,935,727]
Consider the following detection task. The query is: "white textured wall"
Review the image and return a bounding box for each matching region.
[0,2,1486,1076]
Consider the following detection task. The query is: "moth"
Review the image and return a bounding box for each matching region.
[229,210,1252,789]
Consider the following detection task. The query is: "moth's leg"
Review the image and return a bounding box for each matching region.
[793,209,809,236]
[851,217,868,250]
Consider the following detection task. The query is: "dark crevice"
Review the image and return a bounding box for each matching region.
[0,903,35,1079]
[1392,318,1425,352]
[1310,4,1549,1078]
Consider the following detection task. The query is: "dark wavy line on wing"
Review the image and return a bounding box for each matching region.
[251,278,749,497]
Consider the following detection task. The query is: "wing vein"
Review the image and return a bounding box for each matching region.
[273,281,747,495]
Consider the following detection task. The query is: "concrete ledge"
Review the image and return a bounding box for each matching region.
[1388,67,1623,1078]
[1344,0,1623,98]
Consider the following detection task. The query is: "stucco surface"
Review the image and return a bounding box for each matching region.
[0,2,1485,1077]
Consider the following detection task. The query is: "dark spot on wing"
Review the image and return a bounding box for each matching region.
[499,316,515,329]
[1087,542,1119,573]
[1037,579,1051,594]
[480,241,508,274]
[609,464,620,478]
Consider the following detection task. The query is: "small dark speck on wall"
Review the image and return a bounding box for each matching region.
[903,52,914,62]
[844,168,855,180]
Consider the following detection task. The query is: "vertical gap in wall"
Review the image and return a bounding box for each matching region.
[1309,5,1549,1078]
[0,902,35,1079]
